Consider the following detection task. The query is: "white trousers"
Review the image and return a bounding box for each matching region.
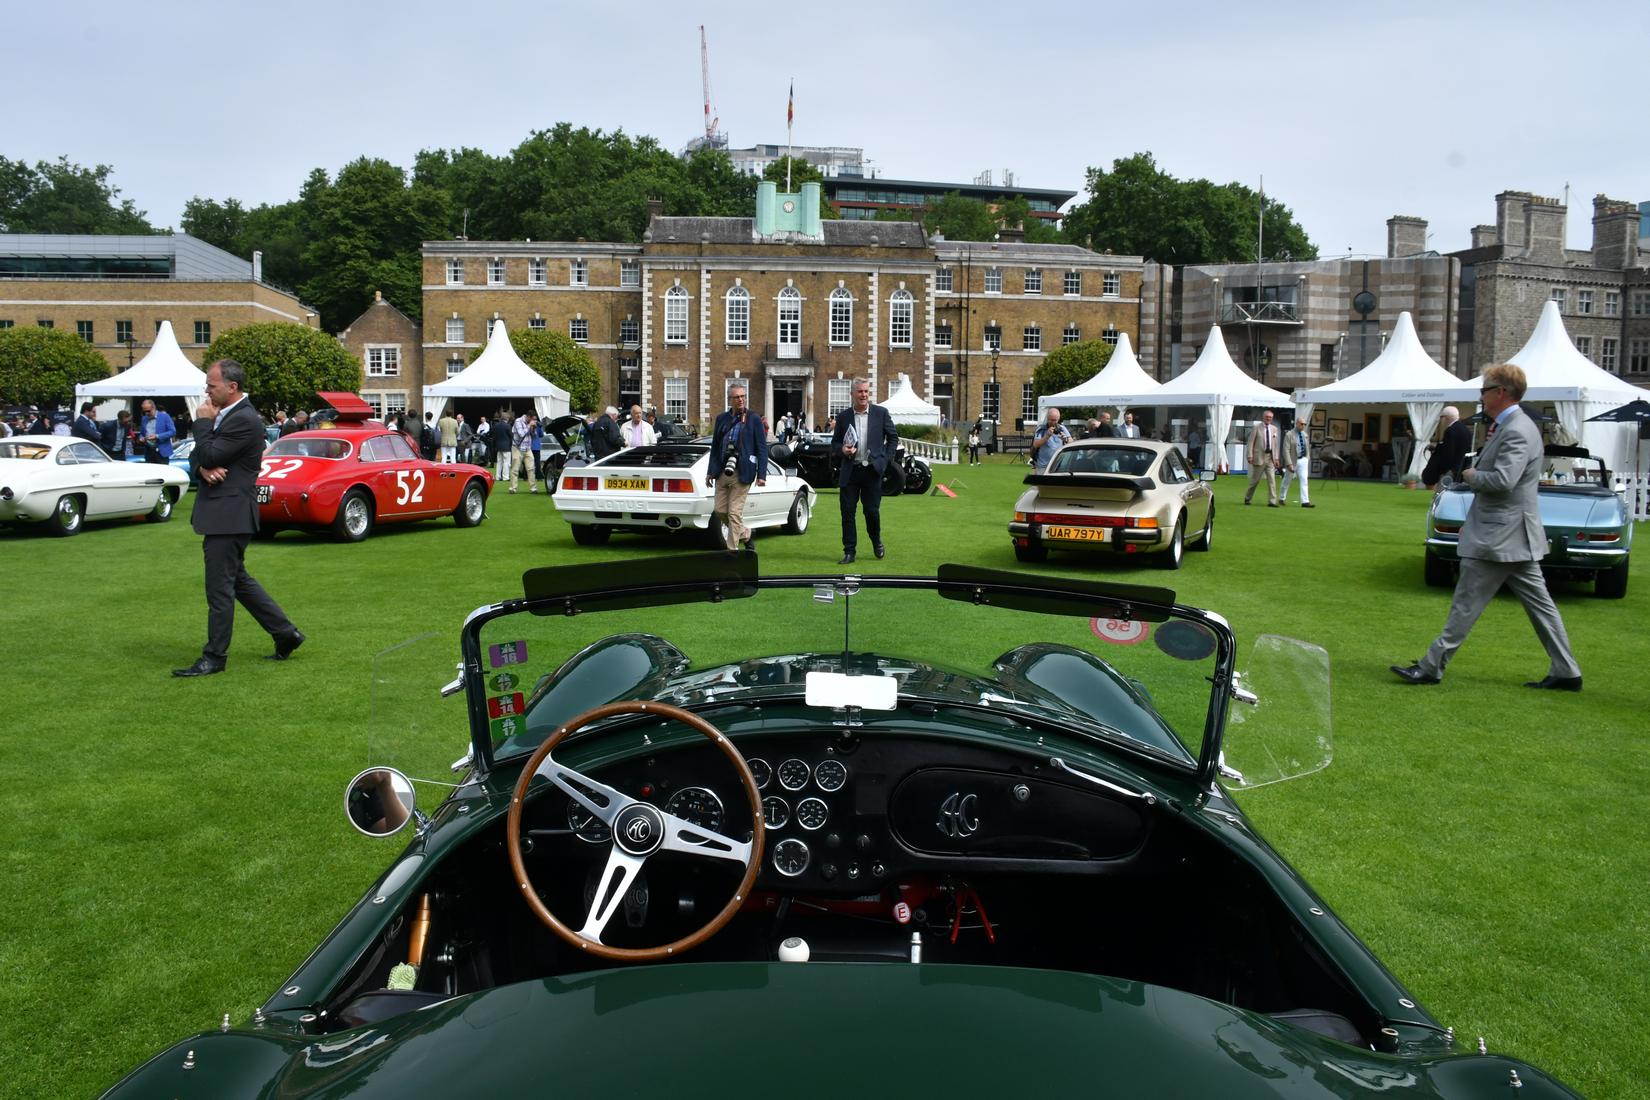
[440,445,456,463]
[1280,459,1311,504]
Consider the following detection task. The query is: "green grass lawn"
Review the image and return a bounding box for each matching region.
[2,458,1645,1097]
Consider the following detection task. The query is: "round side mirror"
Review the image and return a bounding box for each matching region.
[345,766,417,837]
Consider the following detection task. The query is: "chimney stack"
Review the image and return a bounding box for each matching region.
[1522,195,1567,264]
[1495,191,1532,252]
[1470,225,1498,249]
[1591,194,1639,271]
[1386,215,1427,258]
[252,250,263,282]
[645,198,664,222]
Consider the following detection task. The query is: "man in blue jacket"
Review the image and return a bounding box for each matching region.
[830,378,899,564]
[707,383,767,552]
[138,398,176,464]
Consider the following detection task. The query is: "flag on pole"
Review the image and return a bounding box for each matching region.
[785,80,794,191]
[787,81,794,128]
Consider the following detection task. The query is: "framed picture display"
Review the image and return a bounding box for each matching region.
[1310,427,1326,445]
[1328,418,1348,442]
[1311,409,1327,427]
[1350,422,1364,442]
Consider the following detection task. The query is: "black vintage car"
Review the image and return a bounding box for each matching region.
[784,431,932,496]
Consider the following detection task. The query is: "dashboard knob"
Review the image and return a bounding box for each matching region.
[871,861,886,878]
[825,832,842,848]
[855,833,872,850]
[1013,783,1031,802]
[820,863,838,881]
[847,863,861,880]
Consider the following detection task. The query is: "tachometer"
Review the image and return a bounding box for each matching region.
[777,757,811,791]
[772,838,810,877]
[664,786,724,832]
[762,796,790,830]
[748,758,772,790]
[813,759,847,792]
[567,802,611,845]
[795,797,828,831]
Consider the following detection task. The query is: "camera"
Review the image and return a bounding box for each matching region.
[723,454,739,477]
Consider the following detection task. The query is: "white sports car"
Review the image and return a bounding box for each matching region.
[551,443,816,547]
[0,436,191,536]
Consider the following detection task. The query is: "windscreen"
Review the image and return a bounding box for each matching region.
[472,575,1222,774]
[266,437,352,460]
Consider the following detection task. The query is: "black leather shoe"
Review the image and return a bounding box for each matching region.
[1302,503,1316,508]
[873,542,886,559]
[267,631,306,661]
[838,551,856,565]
[173,658,226,678]
[1267,503,1278,508]
[1525,674,1582,692]
[1390,663,1440,685]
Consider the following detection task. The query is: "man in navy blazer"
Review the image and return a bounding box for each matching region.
[830,378,899,565]
[174,359,303,677]
[706,383,767,552]
[1392,364,1580,690]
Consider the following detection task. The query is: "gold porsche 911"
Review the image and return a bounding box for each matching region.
[1008,438,1216,568]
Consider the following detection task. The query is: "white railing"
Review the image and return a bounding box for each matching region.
[1614,474,1650,522]
[901,436,960,465]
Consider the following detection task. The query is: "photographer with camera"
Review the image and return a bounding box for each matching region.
[707,383,767,553]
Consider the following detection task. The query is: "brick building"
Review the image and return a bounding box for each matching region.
[0,234,318,372]
[1449,191,1648,380]
[421,182,1142,430]
[336,291,422,421]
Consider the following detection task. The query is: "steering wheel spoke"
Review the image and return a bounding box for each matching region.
[539,755,631,826]
[578,848,646,944]
[660,814,752,864]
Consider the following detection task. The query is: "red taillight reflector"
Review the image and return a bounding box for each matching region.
[652,478,695,493]
[1576,532,1619,543]
[1029,512,1124,527]
[1435,523,1461,534]
[563,476,598,491]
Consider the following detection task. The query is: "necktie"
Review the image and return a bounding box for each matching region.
[1487,422,1497,440]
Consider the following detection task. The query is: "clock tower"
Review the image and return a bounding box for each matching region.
[755,179,823,240]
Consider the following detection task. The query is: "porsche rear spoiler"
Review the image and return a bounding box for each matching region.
[1023,473,1156,493]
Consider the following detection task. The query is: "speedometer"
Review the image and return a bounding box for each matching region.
[777,758,811,791]
[664,786,724,832]
[567,802,611,845]
[813,759,847,792]
[795,797,828,831]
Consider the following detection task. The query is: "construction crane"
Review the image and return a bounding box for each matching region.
[700,26,723,148]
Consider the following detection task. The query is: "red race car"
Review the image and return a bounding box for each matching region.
[256,393,493,542]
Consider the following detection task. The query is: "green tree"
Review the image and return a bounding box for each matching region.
[923,191,999,241]
[471,329,600,412]
[179,196,249,253]
[298,157,452,329]
[1031,340,1115,400]
[994,196,1063,244]
[1062,152,1316,264]
[0,326,112,406]
[0,156,155,234]
[760,156,836,220]
[202,323,361,416]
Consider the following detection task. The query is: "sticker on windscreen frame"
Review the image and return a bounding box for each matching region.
[1091,616,1149,645]
[490,715,524,744]
[489,640,528,668]
[489,671,520,692]
[487,693,526,719]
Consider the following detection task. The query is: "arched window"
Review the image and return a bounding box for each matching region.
[664,286,689,345]
[829,287,853,346]
[888,289,913,348]
[776,286,802,358]
[725,286,750,345]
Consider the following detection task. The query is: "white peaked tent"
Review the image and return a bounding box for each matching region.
[1036,332,1161,414]
[422,319,571,422]
[1294,311,1467,478]
[882,372,943,425]
[1474,301,1649,474]
[1155,326,1291,471]
[75,320,207,416]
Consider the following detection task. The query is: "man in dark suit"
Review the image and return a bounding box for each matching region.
[174,359,303,677]
[830,378,899,564]
[72,403,103,445]
[1421,406,1473,489]
[1392,364,1581,691]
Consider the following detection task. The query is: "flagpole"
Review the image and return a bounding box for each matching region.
[786,79,794,191]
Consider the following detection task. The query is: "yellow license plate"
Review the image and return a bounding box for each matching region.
[604,478,648,491]
[1046,525,1106,542]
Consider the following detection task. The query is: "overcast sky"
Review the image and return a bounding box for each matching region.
[14,0,1646,258]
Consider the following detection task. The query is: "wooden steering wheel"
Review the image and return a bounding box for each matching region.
[507,701,765,961]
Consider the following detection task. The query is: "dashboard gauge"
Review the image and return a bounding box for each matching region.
[772,838,810,877]
[762,796,790,830]
[795,797,828,831]
[777,758,811,791]
[664,786,724,833]
[813,759,848,792]
[567,802,611,845]
[748,758,772,790]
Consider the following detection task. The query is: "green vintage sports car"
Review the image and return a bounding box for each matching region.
[102,557,1578,1098]
[1424,444,1633,598]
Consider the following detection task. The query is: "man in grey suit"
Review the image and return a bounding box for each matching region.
[174,359,303,677]
[1391,363,1581,690]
